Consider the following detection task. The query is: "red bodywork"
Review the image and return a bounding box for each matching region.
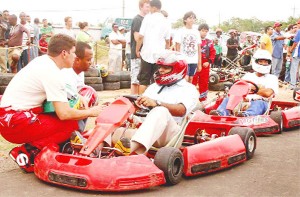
[34,96,250,191]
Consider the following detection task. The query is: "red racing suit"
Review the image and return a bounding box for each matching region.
[192,38,216,101]
[0,106,78,149]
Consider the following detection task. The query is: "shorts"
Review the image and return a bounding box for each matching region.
[130,58,141,84]
[8,47,23,66]
[137,59,158,86]
[187,63,198,76]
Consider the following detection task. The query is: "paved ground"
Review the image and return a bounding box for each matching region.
[0,87,299,197]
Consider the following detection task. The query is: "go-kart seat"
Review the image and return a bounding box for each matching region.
[226,80,250,112]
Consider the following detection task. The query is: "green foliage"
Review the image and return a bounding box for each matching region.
[93,40,109,65]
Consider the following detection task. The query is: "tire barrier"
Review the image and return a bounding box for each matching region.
[84,68,103,91]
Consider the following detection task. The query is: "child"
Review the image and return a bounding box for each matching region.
[39,33,48,55]
[213,38,222,68]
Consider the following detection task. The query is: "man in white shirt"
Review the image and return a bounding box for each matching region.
[0,34,102,173]
[108,23,126,73]
[210,49,278,117]
[114,51,199,155]
[60,16,76,39]
[135,0,171,94]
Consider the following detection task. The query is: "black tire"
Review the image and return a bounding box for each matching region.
[154,147,184,185]
[120,81,131,89]
[88,83,103,91]
[209,81,233,91]
[228,127,256,160]
[84,68,100,77]
[103,74,120,82]
[103,82,120,90]
[0,86,7,94]
[84,77,103,84]
[270,110,283,133]
[209,73,220,85]
[119,71,131,81]
[0,74,15,86]
[293,87,300,101]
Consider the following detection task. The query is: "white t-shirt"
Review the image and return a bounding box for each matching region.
[139,12,171,63]
[61,68,85,99]
[174,27,201,64]
[60,28,76,39]
[0,55,68,110]
[109,31,123,50]
[242,72,279,100]
[143,79,199,123]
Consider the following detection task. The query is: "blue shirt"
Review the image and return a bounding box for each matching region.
[293,29,300,58]
[271,31,284,59]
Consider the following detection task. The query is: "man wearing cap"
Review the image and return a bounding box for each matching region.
[108,23,126,73]
[271,22,289,78]
[0,11,8,73]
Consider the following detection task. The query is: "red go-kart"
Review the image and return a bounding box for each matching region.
[34,95,257,192]
[199,80,300,137]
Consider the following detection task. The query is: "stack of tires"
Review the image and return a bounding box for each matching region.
[0,73,15,94]
[103,71,131,90]
[84,68,103,91]
[120,71,131,89]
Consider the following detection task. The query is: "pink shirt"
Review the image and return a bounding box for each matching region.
[8,24,28,47]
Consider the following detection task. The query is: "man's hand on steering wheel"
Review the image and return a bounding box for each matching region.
[137,96,157,108]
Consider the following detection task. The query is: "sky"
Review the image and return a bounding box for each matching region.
[3,0,300,26]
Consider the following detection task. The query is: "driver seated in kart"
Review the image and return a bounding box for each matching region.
[115,50,199,155]
[0,34,102,173]
[210,49,278,117]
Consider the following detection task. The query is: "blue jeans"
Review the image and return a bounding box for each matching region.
[271,57,283,78]
[290,56,300,87]
[217,97,268,116]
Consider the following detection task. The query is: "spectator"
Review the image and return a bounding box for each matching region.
[2,10,10,40]
[130,0,150,95]
[39,33,48,55]
[76,22,93,47]
[61,16,76,39]
[118,26,127,70]
[174,11,201,83]
[0,11,8,73]
[136,0,171,94]
[260,26,273,55]
[108,23,125,73]
[271,22,288,78]
[4,14,30,73]
[226,29,239,66]
[192,23,216,102]
[213,38,222,68]
[40,18,54,43]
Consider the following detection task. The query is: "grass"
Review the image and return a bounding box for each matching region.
[93,40,109,66]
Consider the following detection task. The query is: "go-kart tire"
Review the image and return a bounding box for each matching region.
[120,80,131,89]
[293,87,300,101]
[0,74,15,86]
[84,77,102,84]
[228,127,256,160]
[88,83,103,91]
[154,147,184,185]
[209,73,220,85]
[103,74,120,82]
[270,110,283,133]
[84,68,100,77]
[119,71,131,81]
[103,82,120,90]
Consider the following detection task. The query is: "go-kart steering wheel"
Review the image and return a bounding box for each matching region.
[234,80,259,94]
[123,95,151,117]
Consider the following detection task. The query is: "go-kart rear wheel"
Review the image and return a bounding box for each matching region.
[154,147,183,185]
[270,110,283,133]
[209,73,220,85]
[228,127,256,160]
[293,87,300,101]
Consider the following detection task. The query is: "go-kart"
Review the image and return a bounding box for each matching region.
[293,87,300,102]
[34,95,257,191]
[200,80,300,136]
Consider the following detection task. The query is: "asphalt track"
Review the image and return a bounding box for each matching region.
[0,127,299,197]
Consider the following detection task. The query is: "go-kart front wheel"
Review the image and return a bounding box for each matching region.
[154,147,183,185]
[228,127,256,160]
[209,73,220,85]
[270,110,283,134]
[293,87,300,101]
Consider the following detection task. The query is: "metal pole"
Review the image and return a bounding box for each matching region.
[122,0,125,17]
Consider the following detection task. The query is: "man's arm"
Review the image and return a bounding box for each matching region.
[137,96,186,117]
[53,101,102,120]
[256,86,274,98]
[135,34,144,58]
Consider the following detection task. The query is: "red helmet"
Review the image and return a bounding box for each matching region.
[78,85,98,107]
[154,51,187,86]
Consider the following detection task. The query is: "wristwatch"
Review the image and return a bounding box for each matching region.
[155,100,162,107]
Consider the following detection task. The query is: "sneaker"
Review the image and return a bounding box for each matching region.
[9,144,39,173]
[114,137,131,156]
[209,110,221,116]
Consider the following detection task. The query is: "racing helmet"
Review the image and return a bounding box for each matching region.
[78,85,98,107]
[252,49,272,74]
[154,51,187,86]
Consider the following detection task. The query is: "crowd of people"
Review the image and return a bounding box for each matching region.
[0,0,299,174]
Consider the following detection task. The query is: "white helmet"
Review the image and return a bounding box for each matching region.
[252,49,272,74]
